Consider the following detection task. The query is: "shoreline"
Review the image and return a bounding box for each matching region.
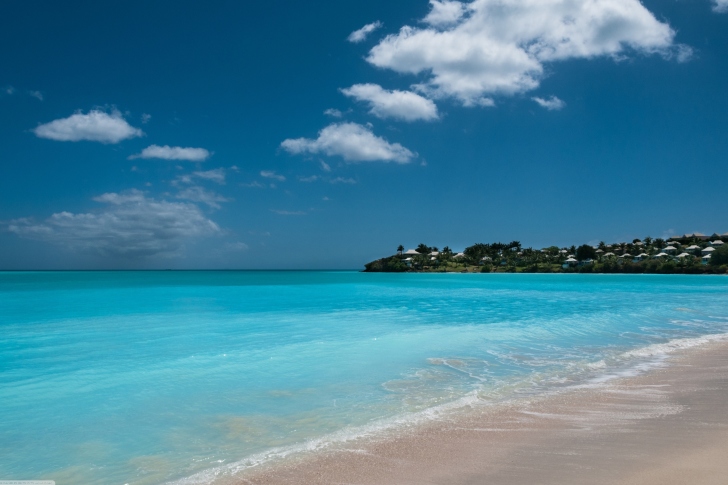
[219,337,728,484]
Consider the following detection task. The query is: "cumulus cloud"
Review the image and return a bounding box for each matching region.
[367,0,684,106]
[341,83,439,121]
[193,168,226,184]
[348,21,383,43]
[130,144,211,162]
[7,190,220,258]
[175,186,231,209]
[423,0,468,26]
[714,0,728,12]
[281,122,415,164]
[532,95,566,110]
[260,170,286,181]
[33,109,143,143]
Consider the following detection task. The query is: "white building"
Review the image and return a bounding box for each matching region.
[676,252,691,259]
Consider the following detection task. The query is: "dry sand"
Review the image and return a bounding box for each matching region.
[232,340,728,485]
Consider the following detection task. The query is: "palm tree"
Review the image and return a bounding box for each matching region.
[397,245,404,255]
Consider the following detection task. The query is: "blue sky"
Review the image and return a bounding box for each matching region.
[1,0,727,269]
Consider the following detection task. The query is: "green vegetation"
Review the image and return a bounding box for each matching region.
[710,245,728,267]
[364,234,728,274]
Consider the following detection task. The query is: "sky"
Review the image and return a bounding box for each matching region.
[1,0,727,270]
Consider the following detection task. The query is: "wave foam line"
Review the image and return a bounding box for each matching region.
[166,331,728,485]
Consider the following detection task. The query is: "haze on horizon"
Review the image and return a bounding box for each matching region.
[1,0,727,270]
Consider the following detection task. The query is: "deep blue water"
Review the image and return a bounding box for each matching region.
[1,272,727,484]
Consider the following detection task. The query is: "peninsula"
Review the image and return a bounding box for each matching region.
[364,232,728,274]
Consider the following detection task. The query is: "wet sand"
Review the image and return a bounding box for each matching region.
[231,340,728,485]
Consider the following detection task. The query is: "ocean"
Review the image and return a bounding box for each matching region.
[1,271,727,484]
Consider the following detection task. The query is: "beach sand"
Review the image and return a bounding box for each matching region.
[233,340,728,485]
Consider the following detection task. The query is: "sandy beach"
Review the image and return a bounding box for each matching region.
[235,339,728,485]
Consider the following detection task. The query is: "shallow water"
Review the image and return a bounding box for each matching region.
[1,272,727,484]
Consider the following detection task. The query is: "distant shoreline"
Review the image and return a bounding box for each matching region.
[365,233,728,274]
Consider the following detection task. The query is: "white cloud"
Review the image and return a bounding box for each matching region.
[130,144,211,162]
[330,177,357,184]
[298,175,319,182]
[532,95,565,111]
[341,83,439,121]
[320,160,332,172]
[141,113,152,124]
[281,122,415,164]
[193,168,226,184]
[714,0,728,12]
[28,90,43,101]
[324,108,343,118]
[33,109,143,143]
[175,186,231,209]
[367,0,684,106]
[260,170,286,181]
[241,181,266,188]
[7,190,220,258]
[348,21,383,43]
[423,0,468,27]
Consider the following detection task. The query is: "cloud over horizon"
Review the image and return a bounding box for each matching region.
[130,145,211,162]
[281,122,415,163]
[33,109,143,143]
[7,190,220,258]
[341,83,439,121]
[367,0,686,106]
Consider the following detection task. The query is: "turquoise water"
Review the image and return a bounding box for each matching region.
[1,272,727,484]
